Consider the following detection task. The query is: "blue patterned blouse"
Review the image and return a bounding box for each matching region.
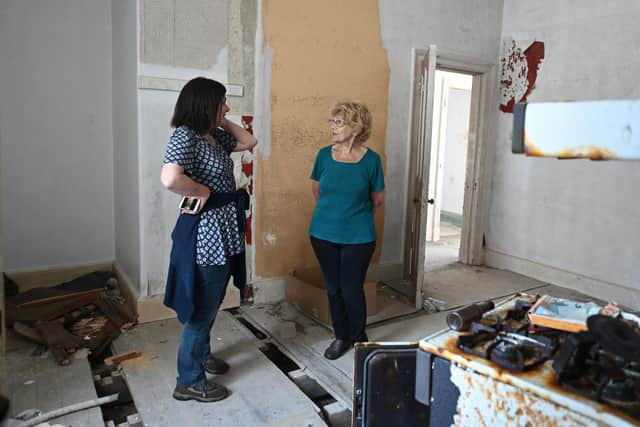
[163,126,244,266]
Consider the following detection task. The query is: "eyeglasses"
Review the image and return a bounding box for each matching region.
[328,118,347,128]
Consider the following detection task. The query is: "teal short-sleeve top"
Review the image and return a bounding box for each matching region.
[309,145,385,244]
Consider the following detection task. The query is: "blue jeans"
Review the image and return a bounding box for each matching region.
[177,263,230,387]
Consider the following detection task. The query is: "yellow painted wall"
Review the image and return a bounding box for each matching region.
[256,0,389,278]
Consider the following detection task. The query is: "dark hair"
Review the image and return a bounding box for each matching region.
[171,77,227,134]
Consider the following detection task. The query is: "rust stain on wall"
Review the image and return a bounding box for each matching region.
[500,40,545,113]
[256,0,389,278]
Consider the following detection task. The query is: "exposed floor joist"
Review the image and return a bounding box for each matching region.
[112,311,327,427]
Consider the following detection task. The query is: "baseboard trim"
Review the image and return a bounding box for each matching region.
[249,262,403,307]
[440,210,463,227]
[7,260,114,292]
[138,285,241,324]
[251,277,286,305]
[485,248,640,310]
[136,295,176,324]
[368,262,403,282]
[112,261,140,318]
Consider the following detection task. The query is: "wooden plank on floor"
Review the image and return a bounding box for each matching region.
[112,311,326,427]
[2,333,103,427]
[240,303,354,406]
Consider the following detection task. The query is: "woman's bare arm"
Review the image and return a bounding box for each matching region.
[161,163,210,213]
[371,190,385,209]
[221,119,258,152]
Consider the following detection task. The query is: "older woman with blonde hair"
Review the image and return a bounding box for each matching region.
[309,100,385,360]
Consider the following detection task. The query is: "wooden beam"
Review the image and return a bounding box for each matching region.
[17,289,104,309]
[104,351,142,366]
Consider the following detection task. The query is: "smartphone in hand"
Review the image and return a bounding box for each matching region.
[180,196,201,213]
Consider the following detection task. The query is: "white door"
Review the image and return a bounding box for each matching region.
[425,73,445,243]
[404,46,436,310]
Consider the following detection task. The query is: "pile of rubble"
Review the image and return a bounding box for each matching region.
[5,271,137,365]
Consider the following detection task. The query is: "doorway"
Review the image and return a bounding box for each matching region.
[403,46,495,309]
[424,70,473,272]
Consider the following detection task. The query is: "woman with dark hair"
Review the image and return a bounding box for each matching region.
[160,77,257,402]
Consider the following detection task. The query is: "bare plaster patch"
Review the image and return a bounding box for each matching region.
[263,231,277,246]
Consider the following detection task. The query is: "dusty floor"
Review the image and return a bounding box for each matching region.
[1,331,104,427]
[425,221,462,272]
[3,264,566,426]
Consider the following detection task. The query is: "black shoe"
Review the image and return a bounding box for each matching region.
[324,339,353,360]
[204,355,230,375]
[173,380,229,402]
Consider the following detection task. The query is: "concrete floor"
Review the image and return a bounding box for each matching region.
[109,264,558,426]
[3,263,578,426]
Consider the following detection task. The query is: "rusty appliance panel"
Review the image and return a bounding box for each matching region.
[512,100,640,160]
[416,297,639,426]
[354,296,639,426]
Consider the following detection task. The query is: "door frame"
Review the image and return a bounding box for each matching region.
[404,47,496,308]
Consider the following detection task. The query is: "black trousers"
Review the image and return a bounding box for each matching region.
[310,236,376,342]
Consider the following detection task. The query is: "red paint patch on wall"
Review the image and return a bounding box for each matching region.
[241,115,254,245]
[500,41,545,113]
[241,162,253,177]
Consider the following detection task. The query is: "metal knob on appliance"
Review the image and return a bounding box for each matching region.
[446,300,495,331]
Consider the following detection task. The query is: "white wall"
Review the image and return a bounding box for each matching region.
[137,0,230,296]
[487,0,640,307]
[377,0,504,264]
[112,0,141,290]
[138,89,183,297]
[0,0,114,272]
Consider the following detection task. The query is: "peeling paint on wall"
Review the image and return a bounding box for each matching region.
[500,39,545,113]
[241,115,254,244]
[263,231,277,246]
[255,0,389,278]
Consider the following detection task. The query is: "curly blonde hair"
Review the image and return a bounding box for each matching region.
[331,100,372,143]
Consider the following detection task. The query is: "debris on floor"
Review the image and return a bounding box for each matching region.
[5,271,138,365]
[422,296,447,313]
[104,351,142,366]
[5,394,118,427]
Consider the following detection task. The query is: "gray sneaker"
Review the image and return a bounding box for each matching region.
[173,380,229,402]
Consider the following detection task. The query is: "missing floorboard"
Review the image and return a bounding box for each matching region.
[259,342,300,373]
[90,347,141,426]
[233,312,348,426]
[288,371,337,407]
